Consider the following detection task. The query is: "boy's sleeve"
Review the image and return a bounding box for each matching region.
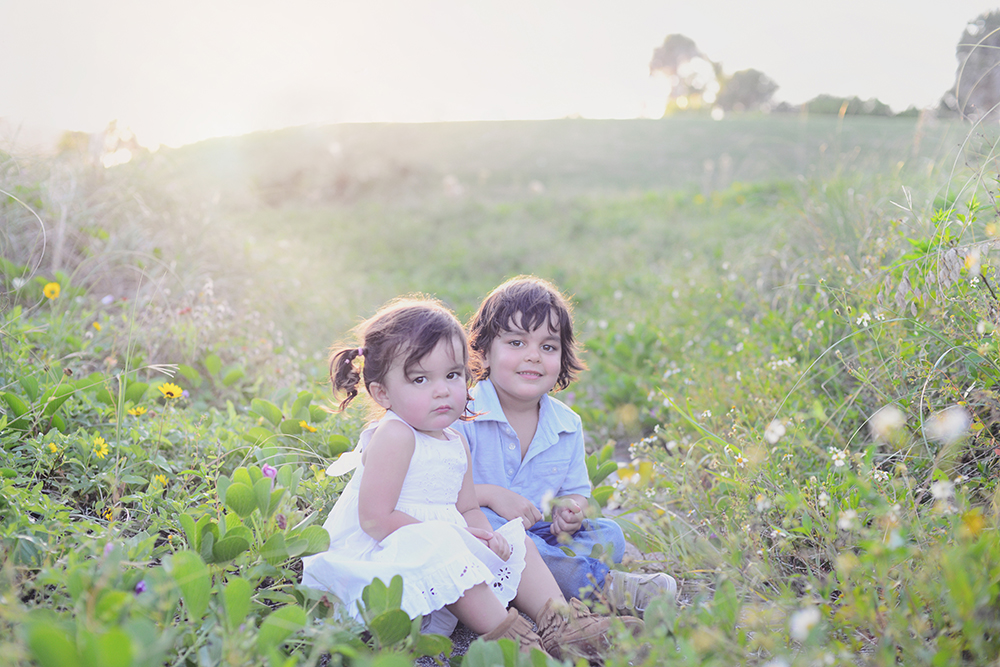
[559,426,592,498]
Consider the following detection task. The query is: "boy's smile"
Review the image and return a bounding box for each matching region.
[484,314,562,410]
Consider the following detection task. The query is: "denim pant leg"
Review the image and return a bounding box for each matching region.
[481,508,625,601]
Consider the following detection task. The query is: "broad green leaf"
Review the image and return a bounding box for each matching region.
[1,391,29,417]
[592,485,614,507]
[27,622,79,667]
[224,577,252,630]
[260,533,287,565]
[591,460,618,486]
[267,488,285,517]
[327,434,352,457]
[308,405,329,423]
[0,468,15,478]
[50,413,67,432]
[285,538,309,558]
[297,525,331,556]
[362,576,403,616]
[221,366,245,387]
[225,483,257,518]
[19,376,39,401]
[412,633,453,659]
[216,475,232,504]
[278,419,302,435]
[168,551,210,620]
[95,386,115,406]
[212,535,250,562]
[82,627,133,667]
[199,530,215,564]
[367,610,411,647]
[232,467,253,487]
[178,513,198,550]
[176,364,203,388]
[254,477,273,516]
[257,605,306,653]
[714,578,739,633]
[204,354,222,377]
[251,399,283,427]
[123,381,148,404]
[226,526,253,544]
[290,392,313,417]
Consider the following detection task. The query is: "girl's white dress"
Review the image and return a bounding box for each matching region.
[302,410,527,633]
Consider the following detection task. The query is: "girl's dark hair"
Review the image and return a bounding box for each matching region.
[330,297,470,412]
[467,275,586,391]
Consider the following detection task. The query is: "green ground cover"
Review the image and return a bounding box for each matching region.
[3,115,1000,666]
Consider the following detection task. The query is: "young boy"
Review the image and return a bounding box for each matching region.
[454,276,677,615]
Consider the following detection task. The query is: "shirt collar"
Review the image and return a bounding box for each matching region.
[471,378,578,436]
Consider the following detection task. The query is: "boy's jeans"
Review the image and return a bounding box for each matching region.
[481,508,625,601]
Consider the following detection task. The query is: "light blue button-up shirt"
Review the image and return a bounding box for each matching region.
[454,378,592,511]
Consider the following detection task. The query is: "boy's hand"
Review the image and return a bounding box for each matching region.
[550,498,583,538]
[490,487,543,528]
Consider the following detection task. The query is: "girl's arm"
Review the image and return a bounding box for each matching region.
[357,419,420,542]
[475,483,543,528]
[457,438,511,560]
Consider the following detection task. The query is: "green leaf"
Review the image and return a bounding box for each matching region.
[168,551,211,620]
[250,399,283,427]
[82,627,133,667]
[327,434,352,458]
[200,530,216,564]
[233,467,254,487]
[123,381,148,404]
[279,419,302,435]
[308,405,329,423]
[254,477,273,516]
[19,376,39,401]
[216,475,232,504]
[267,488,285,517]
[368,610,412,647]
[413,633,453,658]
[204,354,222,377]
[297,525,331,556]
[1,391,29,417]
[224,577,252,631]
[591,460,618,486]
[257,605,306,653]
[362,576,404,616]
[212,535,251,562]
[221,366,245,387]
[591,485,614,507]
[714,578,739,634]
[176,364,203,388]
[290,392,313,417]
[178,513,199,550]
[225,483,258,518]
[463,639,510,667]
[50,413,67,432]
[260,533,288,565]
[0,468,15,479]
[27,621,79,667]
[285,538,310,558]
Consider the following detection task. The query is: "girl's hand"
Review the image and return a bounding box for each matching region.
[550,499,583,538]
[485,532,511,561]
[490,488,543,528]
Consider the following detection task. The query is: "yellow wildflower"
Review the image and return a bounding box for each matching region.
[128,406,147,416]
[158,382,183,399]
[299,421,317,432]
[93,435,109,460]
[92,322,102,331]
[47,442,58,453]
[43,282,60,299]
[103,507,114,521]
[154,474,168,487]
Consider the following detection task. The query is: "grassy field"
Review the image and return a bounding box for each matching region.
[3,114,1000,666]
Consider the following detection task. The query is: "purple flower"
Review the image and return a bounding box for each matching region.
[276,513,287,530]
[261,464,278,479]
[134,580,147,594]
[104,543,114,556]
[181,390,190,399]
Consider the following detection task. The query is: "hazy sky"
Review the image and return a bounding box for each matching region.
[1,0,994,148]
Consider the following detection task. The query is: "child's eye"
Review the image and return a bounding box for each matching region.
[412,376,426,385]
[509,340,523,347]
[542,344,558,352]
[446,371,462,380]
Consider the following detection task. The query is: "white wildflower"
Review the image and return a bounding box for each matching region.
[838,509,857,530]
[924,406,971,445]
[856,312,871,327]
[764,419,786,444]
[818,492,829,508]
[755,494,772,512]
[869,405,905,441]
[540,489,556,516]
[930,480,954,500]
[789,606,821,641]
[827,447,848,468]
[701,410,712,419]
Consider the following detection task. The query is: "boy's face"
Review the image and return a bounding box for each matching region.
[483,312,562,409]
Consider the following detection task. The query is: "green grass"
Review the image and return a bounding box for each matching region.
[3,114,1000,666]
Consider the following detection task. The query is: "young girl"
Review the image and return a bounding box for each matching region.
[454,277,678,616]
[301,297,640,660]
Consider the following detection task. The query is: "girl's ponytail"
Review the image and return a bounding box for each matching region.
[329,347,364,411]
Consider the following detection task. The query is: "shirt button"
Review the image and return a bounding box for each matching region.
[504,425,512,434]
[508,443,516,450]
[551,467,558,473]
[507,468,514,475]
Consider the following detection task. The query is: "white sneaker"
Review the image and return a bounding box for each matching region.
[603,570,678,615]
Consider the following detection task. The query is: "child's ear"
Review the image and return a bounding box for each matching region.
[369,382,392,410]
